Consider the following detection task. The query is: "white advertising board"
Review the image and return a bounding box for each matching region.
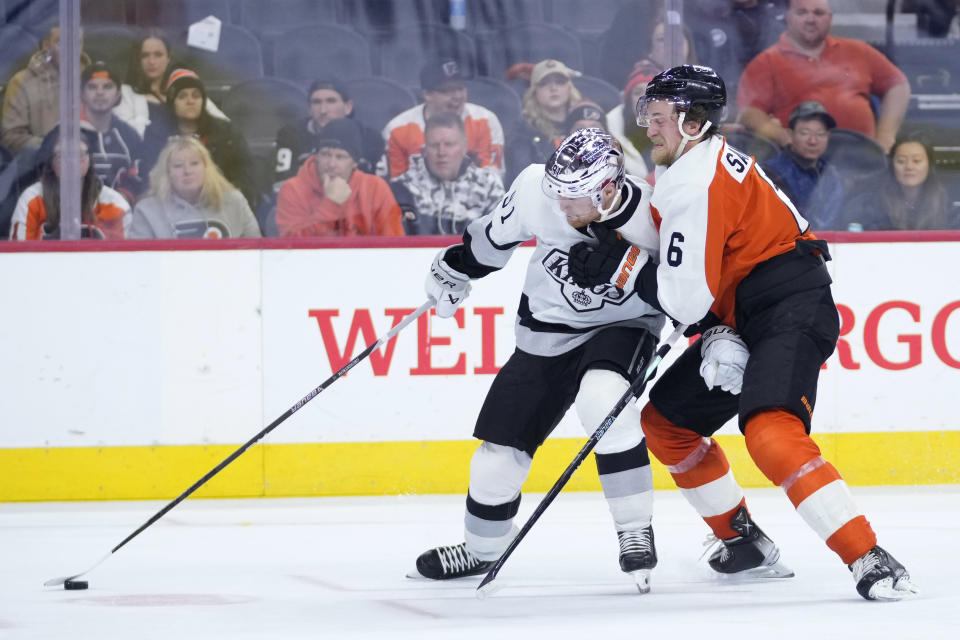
[0,241,957,449]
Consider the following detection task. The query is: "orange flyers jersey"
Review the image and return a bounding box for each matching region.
[382,103,504,178]
[648,135,817,328]
[9,182,131,240]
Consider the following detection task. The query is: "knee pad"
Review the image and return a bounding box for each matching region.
[468,442,532,506]
[575,369,643,455]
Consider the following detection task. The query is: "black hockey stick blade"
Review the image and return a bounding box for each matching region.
[44,300,433,589]
[476,323,687,597]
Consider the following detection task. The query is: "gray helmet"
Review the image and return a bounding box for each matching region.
[542,128,625,209]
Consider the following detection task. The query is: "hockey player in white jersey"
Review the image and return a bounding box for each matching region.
[412,129,665,592]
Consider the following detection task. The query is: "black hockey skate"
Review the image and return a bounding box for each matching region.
[849,546,919,601]
[618,526,657,594]
[704,506,794,578]
[409,542,493,580]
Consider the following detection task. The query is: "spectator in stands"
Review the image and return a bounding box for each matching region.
[143,69,258,209]
[8,136,130,240]
[737,0,911,152]
[1,26,90,153]
[606,68,652,178]
[686,0,786,103]
[390,111,504,236]
[506,59,584,182]
[564,100,608,135]
[382,59,504,179]
[762,101,845,229]
[632,20,700,77]
[274,79,382,187]
[115,33,231,137]
[129,136,260,239]
[598,2,662,86]
[840,134,954,230]
[912,0,959,37]
[277,118,403,237]
[42,62,145,204]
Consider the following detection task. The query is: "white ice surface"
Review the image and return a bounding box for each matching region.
[2,486,958,639]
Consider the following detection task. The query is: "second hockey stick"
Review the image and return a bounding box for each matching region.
[44,299,434,589]
[476,323,688,597]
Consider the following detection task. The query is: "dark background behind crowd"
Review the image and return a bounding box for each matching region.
[0,0,958,240]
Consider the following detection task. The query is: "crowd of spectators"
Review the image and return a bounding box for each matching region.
[1,0,958,241]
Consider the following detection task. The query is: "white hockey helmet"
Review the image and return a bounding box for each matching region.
[542,128,625,213]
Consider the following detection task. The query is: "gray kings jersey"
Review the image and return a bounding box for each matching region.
[446,164,665,356]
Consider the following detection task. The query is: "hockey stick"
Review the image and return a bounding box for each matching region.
[476,323,687,597]
[44,299,434,588]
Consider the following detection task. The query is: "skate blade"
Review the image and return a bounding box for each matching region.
[867,576,920,601]
[476,580,502,599]
[405,568,429,580]
[629,569,652,594]
[716,560,795,581]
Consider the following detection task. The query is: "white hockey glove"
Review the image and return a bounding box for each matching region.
[425,250,471,318]
[699,325,749,395]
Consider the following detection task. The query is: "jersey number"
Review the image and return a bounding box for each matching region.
[667,232,684,266]
[276,148,292,173]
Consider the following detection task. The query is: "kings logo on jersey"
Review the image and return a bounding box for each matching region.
[541,248,633,312]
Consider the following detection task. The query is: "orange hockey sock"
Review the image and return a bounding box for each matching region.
[641,403,746,539]
[744,410,876,564]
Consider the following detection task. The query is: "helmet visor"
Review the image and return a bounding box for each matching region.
[635,95,688,128]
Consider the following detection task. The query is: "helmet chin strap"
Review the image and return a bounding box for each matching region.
[593,187,622,221]
[672,111,713,163]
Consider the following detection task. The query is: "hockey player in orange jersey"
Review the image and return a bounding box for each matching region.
[568,65,918,601]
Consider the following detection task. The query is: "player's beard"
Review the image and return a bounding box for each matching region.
[650,137,678,167]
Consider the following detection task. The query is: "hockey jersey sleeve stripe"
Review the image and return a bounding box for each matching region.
[444,233,502,279]
[517,295,600,335]
[484,220,523,251]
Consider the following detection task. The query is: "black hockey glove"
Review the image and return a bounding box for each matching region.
[568,225,648,292]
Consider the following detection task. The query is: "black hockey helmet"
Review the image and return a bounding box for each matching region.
[635,64,726,127]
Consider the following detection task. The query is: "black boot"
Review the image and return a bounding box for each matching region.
[849,546,918,601]
[618,525,657,593]
[411,542,493,580]
[706,506,794,578]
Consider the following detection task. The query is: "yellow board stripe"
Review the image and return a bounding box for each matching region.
[2,431,958,502]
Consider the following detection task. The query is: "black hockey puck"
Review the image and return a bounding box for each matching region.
[64,579,88,590]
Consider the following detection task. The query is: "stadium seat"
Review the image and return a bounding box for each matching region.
[270,25,372,84]
[824,128,888,178]
[545,0,634,35]
[239,0,339,37]
[221,77,307,156]
[83,23,141,81]
[890,39,960,93]
[344,76,417,134]
[572,75,621,113]
[344,0,448,34]
[134,0,233,28]
[174,24,264,95]
[378,24,476,87]
[81,0,129,24]
[478,21,583,78]
[468,0,545,31]
[0,23,39,89]
[465,77,522,130]
[721,126,781,163]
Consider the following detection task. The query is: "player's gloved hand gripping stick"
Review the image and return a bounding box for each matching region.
[43,300,433,590]
[476,322,688,597]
